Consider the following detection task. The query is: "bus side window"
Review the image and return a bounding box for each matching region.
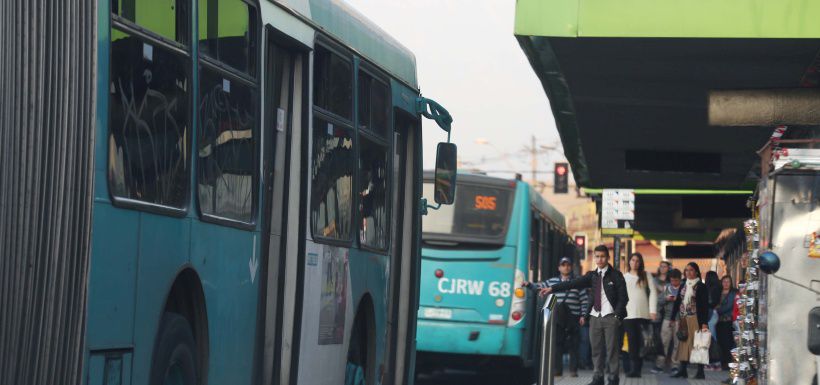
[108,0,191,209]
[196,0,259,224]
[357,70,390,251]
[311,45,355,242]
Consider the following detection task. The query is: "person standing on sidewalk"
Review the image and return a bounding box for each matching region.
[715,275,737,370]
[652,268,683,374]
[539,245,629,385]
[523,257,589,377]
[649,261,671,373]
[623,253,657,378]
[671,262,710,379]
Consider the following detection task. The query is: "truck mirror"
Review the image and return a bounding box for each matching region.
[434,142,457,205]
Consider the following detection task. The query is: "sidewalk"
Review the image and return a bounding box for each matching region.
[554,370,727,385]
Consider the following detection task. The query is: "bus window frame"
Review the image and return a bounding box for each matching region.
[310,39,357,247]
[107,3,193,218]
[194,0,262,230]
[356,62,393,254]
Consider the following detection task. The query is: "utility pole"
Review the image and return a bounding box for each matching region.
[531,135,537,185]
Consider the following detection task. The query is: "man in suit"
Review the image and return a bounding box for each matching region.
[540,245,629,385]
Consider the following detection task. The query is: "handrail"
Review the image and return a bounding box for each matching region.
[537,293,558,385]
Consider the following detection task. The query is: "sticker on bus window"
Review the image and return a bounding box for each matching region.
[474,195,497,211]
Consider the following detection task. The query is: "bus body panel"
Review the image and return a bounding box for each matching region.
[416,320,523,356]
[191,223,261,385]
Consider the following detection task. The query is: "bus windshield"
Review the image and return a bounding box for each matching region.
[422,181,514,244]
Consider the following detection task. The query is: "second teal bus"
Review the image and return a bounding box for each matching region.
[415,173,576,382]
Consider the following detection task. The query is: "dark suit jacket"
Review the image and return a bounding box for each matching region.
[550,264,629,320]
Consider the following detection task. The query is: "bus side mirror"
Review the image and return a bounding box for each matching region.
[434,142,457,205]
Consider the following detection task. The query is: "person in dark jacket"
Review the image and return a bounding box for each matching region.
[715,275,737,370]
[539,245,629,385]
[671,262,710,379]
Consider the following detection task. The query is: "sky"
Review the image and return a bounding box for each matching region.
[343,0,567,184]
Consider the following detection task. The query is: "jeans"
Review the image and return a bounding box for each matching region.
[554,323,580,374]
[579,324,592,369]
[656,319,681,369]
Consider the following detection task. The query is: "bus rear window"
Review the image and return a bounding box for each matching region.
[422,182,513,243]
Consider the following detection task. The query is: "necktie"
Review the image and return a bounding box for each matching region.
[593,270,602,312]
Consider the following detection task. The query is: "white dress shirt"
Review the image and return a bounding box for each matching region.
[590,266,615,317]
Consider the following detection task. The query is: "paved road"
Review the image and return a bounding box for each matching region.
[416,369,727,385]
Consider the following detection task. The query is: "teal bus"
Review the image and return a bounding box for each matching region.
[415,173,575,382]
[0,1,454,385]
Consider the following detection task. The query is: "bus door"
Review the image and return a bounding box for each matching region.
[259,35,303,385]
[389,111,418,385]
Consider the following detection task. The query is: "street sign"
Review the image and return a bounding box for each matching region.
[601,189,635,236]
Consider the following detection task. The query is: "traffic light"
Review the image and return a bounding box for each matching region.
[574,234,587,260]
[554,162,569,193]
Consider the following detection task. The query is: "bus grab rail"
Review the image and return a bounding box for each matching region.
[538,293,558,385]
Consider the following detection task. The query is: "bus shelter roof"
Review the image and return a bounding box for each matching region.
[515,0,820,191]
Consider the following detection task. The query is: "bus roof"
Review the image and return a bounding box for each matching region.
[527,183,566,231]
[277,0,418,88]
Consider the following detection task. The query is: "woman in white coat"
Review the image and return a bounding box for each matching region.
[624,252,657,377]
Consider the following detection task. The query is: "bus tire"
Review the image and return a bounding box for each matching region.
[149,312,198,385]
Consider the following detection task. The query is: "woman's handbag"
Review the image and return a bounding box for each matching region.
[689,330,712,365]
[676,318,689,341]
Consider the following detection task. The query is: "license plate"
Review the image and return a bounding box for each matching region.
[424,308,453,320]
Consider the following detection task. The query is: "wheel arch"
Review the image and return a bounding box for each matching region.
[162,267,210,384]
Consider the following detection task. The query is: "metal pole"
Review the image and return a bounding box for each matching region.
[538,294,557,385]
[531,135,537,186]
[613,236,621,271]
[625,239,632,270]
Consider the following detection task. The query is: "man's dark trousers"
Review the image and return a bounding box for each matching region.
[554,323,579,375]
[589,315,621,381]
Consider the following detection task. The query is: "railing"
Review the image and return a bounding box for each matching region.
[537,294,558,385]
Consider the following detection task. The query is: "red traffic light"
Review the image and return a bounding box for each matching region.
[556,165,567,176]
[575,235,586,246]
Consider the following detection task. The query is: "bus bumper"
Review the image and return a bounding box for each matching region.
[416,319,523,357]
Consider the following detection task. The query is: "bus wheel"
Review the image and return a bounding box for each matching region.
[149,313,198,385]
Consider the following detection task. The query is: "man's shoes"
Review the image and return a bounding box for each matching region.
[569,372,578,377]
[650,366,664,374]
[607,375,619,385]
[587,376,604,385]
[625,371,640,378]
